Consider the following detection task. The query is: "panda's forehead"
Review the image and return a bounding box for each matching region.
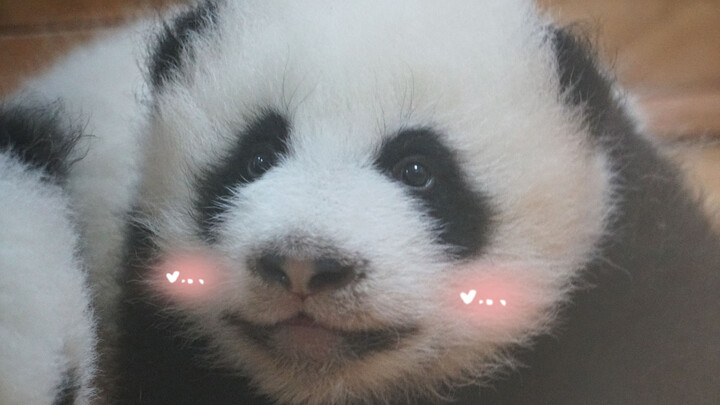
[146,0,611,276]
[187,50,547,167]
[175,0,557,147]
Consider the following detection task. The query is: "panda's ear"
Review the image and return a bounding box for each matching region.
[551,26,617,134]
[149,0,220,90]
[0,102,82,182]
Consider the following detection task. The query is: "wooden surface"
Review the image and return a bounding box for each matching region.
[539,0,720,139]
[0,0,175,31]
[0,0,183,94]
[539,0,720,227]
[2,0,719,226]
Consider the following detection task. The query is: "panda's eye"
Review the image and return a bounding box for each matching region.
[394,157,433,189]
[247,148,277,178]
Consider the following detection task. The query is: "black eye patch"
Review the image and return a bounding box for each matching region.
[374,129,493,259]
[196,110,291,241]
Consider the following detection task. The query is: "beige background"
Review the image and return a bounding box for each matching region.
[2,0,719,226]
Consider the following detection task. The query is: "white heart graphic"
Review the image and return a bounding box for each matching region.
[166,271,180,283]
[460,290,477,305]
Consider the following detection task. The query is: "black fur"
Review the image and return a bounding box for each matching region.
[112,25,720,405]
[196,110,291,241]
[553,27,615,139]
[375,128,494,259]
[112,218,277,405]
[150,0,219,89]
[0,103,82,182]
[447,27,720,404]
[52,368,80,405]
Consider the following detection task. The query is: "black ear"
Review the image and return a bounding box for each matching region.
[0,102,82,182]
[551,26,619,136]
[149,0,220,90]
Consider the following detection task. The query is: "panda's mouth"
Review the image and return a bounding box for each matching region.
[223,312,418,360]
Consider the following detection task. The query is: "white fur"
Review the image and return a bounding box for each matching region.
[0,153,95,404]
[16,22,153,344]
[9,1,617,403]
[137,1,613,403]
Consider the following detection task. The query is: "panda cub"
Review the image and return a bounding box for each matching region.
[4,0,720,404]
[0,104,96,405]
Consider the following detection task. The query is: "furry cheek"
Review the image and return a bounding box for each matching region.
[153,251,228,302]
[442,263,557,338]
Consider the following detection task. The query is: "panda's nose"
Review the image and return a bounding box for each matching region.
[253,254,357,297]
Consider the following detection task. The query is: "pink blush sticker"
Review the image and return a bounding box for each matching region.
[155,252,225,301]
[448,270,552,335]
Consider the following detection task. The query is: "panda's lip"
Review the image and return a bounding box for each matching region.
[223,312,338,332]
[224,312,418,358]
[282,313,326,328]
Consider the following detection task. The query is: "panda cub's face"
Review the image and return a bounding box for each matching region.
[138,0,612,403]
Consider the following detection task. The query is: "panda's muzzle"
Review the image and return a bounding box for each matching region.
[227,251,418,359]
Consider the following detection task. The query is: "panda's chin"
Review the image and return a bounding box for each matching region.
[224,312,418,365]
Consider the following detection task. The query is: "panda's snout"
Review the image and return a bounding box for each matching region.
[251,253,360,298]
